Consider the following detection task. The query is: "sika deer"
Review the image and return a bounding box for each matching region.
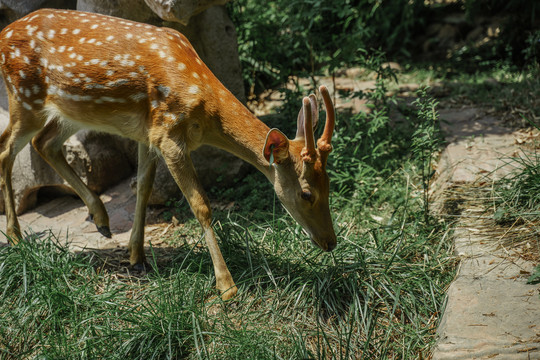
[0,9,337,299]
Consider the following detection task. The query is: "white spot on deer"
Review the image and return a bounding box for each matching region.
[46,13,55,19]
[129,72,138,78]
[106,79,129,87]
[81,19,90,23]
[106,35,114,41]
[5,30,13,38]
[188,85,199,95]
[22,102,32,110]
[85,83,105,90]
[120,59,135,67]
[32,85,40,94]
[177,62,186,71]
[158,51,166,58]
[24,88,32,97]
[19,70,26,79]
[60,28,68,35]
[79,37,86,44]
[157,85,171,97]
[129,92,147,102]
[126,33,133,40]
[91,24,99,30]
[87,39,96,44]
[26,25,38,36]
[47,85,58,95]
[49,47,56,54]
[23,56,30,64]
[192,72,200,79]
[138,38,147,44]
[106,70,114,77]
[73,29,81,35]
[100,96,126,103]
[65,72,74,78]
[69,53,76,59]
[40,58,48,68]
[34,99,44,105]
[47,30,56,39]
[150,44,159,50]
[68,47,74,52]
[73,78,81,84]
[58,46,66,53]
[29,39,36,49]
[195,58,202,65]
[77,55,83,61]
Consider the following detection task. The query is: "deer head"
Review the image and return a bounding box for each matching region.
[263,85,337,251]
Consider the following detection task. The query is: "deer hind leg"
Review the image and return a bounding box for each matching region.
[160,139,237,300]
[0,105,42,243]
[127,143,157,269]
[31,119,111,237]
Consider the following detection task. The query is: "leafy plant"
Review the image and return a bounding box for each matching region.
[411,88,442,224]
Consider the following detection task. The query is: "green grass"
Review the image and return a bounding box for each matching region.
[0,79,458,359]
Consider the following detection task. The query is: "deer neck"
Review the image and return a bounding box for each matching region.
[202,94,275,181]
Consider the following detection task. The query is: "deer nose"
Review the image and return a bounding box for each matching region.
[326,241,336,252]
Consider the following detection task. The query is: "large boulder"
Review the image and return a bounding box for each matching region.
[143,0,228,25]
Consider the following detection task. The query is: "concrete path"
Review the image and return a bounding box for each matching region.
[432,107,540,359]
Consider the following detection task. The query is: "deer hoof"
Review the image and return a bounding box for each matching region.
[130,261,150,273]
[220,285,238,301]
[97,225,112,238]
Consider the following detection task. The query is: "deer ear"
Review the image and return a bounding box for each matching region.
[263,128,289,165]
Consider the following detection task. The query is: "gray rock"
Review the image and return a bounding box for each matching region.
[143,0,228,25]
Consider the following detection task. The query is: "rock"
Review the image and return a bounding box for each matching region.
[173,5,245,103]
[76,0,160,24]
[143,0,228,25]
[0,0,76,28]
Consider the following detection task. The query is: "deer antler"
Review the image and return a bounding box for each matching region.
[317,85,335,166]
[301,97,317,163]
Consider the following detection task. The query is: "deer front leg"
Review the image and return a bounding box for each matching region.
[128,143,157,269]
[160,142,237,300]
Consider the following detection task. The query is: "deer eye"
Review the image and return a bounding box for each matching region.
[300,190,312,202]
